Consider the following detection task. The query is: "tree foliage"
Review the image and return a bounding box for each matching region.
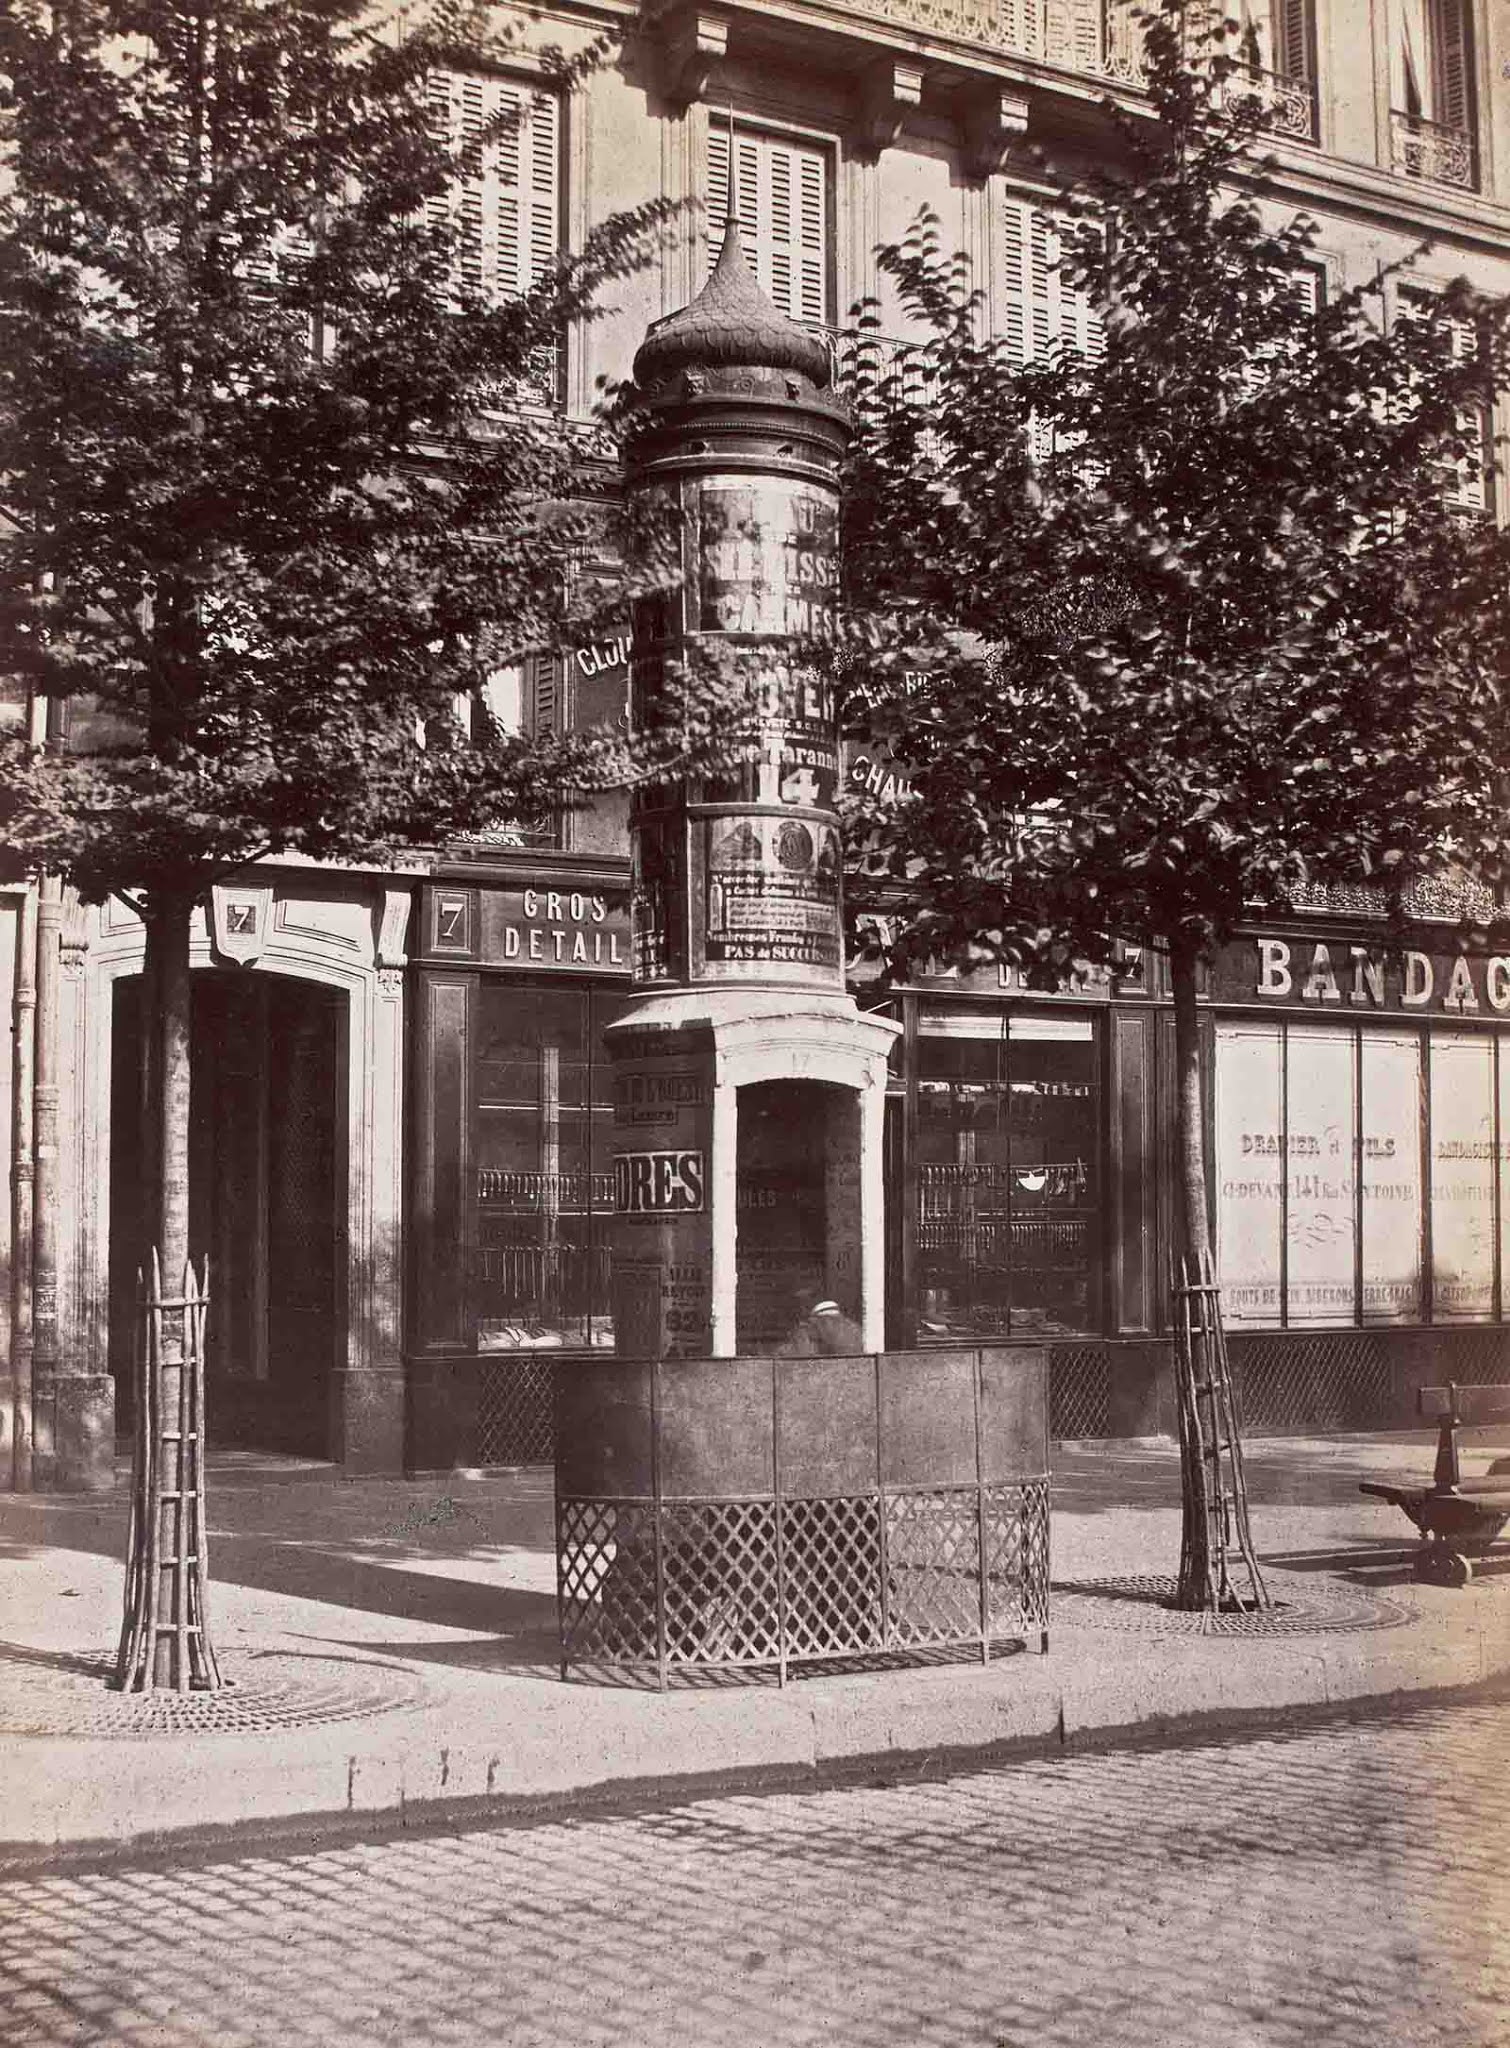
[840,0,1510,988]
[0,0,682,897]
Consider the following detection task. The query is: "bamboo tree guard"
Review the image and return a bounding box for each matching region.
[115,1253,223,1693]
[1174,1250,1270,1617]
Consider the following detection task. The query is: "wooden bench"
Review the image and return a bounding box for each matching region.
[1359,1382,1510,1586]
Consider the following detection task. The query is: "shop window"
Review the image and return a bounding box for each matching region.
[472,981,623,1350]
[706,124,830,328]
[1215,1020,1508,1327]
[912,1010,1102,1341]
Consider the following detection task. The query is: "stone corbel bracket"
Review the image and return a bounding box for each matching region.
[656,5,731,107]
[857,59,926,159]
[961,86,1031,180]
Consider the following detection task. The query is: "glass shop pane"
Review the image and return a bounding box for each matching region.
[1361,1033,1423,1324]
[1215,1024,1284,1326]
[1431,1033,1496,1321]
[1285,1028,1357,1325]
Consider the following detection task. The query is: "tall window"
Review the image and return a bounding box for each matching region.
[1390,0,1475,187]
[1398,290,1493,514]
[706,125,830,328]
[912,1010,1103,1341]
[997,198,1104,369]
[426,72,564,394]
[473,983,623,1351]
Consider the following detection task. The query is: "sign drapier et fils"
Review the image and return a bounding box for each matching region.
[1216,936,1510,1016]
[609,1028,713,1357]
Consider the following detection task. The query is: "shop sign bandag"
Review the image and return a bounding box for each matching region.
[1217,935,1510,1016]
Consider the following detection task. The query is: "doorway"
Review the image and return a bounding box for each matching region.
[109,971,345,1454]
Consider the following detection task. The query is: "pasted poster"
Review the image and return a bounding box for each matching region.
[695,477,840,641]
[609,1036,712,1357]
[1431,1033,1496,1320]
[702,814,841,974]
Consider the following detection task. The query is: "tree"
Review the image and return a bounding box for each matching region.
[0,0,687,1684]
[837,0,1510,1607]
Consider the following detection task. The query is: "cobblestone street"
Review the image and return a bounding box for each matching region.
[3,1691,1506,2048]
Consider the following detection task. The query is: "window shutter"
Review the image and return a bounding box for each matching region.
[1448,313,1489,511]
[429,73,561,305]
[529,654,563,737]
[1043,0,1103,67]
[1000,197,1100,365]
[1435,0,1469,131]
[1274,0,1310,78]
[705,127,829,325]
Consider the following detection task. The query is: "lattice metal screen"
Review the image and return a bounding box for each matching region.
[1230,1333,1391,1431]
[1049,1345,1112,1438]
[557,1479,1051,1681]
[1428,1330,1510,1386]
[475,1356,557,1466]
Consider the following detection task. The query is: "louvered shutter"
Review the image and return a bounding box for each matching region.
[1274,0,1310,78]
[1435,0,1469,130]
[1000,197,1101,365]
[428,73,561,305]
[529,654,563,737]
[1043,0,1102,67]
[1448,312,1489,511]
[706,127,829,326]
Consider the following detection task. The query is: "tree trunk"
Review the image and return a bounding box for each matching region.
[115,887,222,1692]
[1169,936,1269,1614]
[1170,938,1210,1277]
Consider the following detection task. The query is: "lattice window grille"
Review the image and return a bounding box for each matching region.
[475,1356,557,1467]
[1050,1345,1112,1438]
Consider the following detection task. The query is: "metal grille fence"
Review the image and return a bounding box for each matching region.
[1050,1345,1112,1438]
[557,1479,1050,1682]
[1229,1333,1391,1432]
[475,1356,557,1467]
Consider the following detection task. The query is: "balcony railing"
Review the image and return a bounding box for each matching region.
[1391,109,1476,191]
[1215,63,1317,143]
[831,0,1140,70]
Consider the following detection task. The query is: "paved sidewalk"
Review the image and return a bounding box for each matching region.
[1,1428,1508,1866]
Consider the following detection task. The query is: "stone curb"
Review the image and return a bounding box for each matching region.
[4,1634,1507,1878]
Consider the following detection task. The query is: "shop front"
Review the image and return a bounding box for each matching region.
[1209,925,1510,1428]
[406,861,634,1469]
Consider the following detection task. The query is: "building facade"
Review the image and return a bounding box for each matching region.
[4,0,1510,1484]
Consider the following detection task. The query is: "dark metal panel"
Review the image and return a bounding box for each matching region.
[554,1355,654,1497]
[775,1352,879,1494]
[977,1344,1050,1475]
[657,1355,776,1498]
[876,1347,976,1488]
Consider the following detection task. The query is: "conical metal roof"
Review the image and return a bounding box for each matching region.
[633,217,833,391]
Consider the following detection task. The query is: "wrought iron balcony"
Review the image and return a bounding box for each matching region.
[1391,109,1476,191]
[1214,63,1317,143]
[832,0,1145,77]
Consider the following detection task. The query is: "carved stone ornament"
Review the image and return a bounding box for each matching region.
[657,6,729,106]
[857,59,926,159]
[962,87,1031,180]
[211,882,274,966]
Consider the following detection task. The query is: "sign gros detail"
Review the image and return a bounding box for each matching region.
[480,888,628,972]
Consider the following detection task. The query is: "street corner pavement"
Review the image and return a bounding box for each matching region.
[2,1427,1509,1866]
